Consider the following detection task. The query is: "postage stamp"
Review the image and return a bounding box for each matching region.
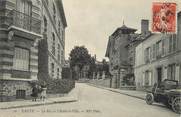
[152,2,177,33]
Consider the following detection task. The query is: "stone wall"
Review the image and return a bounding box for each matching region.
[88,79,111,88]
[0,80,32,102]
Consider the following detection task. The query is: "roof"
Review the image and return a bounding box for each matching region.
[112,24,137,36]
[105,36,114,58]
[56,0,67,27]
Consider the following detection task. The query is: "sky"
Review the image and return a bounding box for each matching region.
[62,0,181,61]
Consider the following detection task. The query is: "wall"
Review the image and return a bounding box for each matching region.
[0,80,32,101]
[38,0,67,80]
[88,79,111,88]
[135,33,181,90]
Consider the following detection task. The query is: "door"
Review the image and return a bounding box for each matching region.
[157,67,162,85]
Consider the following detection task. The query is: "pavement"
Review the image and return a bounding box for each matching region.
[87,83,146,100]
[0,86,78,110]
[2,83,177,117]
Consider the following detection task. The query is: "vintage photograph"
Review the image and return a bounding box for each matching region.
[0,0,181,117]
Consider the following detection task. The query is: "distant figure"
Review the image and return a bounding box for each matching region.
[40,86,47,101]
[31,84,39,101]
[40,83,47,101]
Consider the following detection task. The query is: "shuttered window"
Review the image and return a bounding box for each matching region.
[13,47,30,71]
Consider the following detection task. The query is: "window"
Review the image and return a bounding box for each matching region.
[58,20,61,34]
[43,16,47,33]
[51,63,54,78]
[152,44,156,60]
[16,0,32,16]
[168,64,176,80]
[169,34,177,53]
[144,47,150,63]
[16,0,32,29]
[52,33,55,55]
[145,71,152,86]
[61,50,64,64]
[62,30,64,41]
[13,47,30,71]
[58,44,60,61]
[162,39,165,56]
[16,90,26,99]
[57,68,59,79]
[53,3,56,23]
[156,41,162,58]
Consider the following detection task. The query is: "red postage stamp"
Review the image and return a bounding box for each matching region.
[152,2,176,33]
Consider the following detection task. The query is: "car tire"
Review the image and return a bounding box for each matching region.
[172,97,181,114]
[146,93,154,105]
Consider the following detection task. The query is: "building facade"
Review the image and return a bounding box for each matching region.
[0,0,42,101]
[0,0,67,101]
[38,0,67,81]
[105,23,138,88]
[135,12,181,90]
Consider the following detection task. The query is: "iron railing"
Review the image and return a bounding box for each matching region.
[5,9,41,34]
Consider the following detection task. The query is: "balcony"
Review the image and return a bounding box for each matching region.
[6,9,41,34]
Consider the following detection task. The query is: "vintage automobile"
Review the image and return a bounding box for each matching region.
[145,79,181,114]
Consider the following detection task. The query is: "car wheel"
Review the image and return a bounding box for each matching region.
[172,97,181,114]
[146,93,154,105]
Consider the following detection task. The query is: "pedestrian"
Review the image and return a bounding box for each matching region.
[40,87,47,101]
[31,84,39,101]
[40,82,47,101]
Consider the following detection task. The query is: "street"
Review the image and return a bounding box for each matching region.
[1,83,179,117]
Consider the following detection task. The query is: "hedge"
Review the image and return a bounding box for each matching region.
[46,79,75,94]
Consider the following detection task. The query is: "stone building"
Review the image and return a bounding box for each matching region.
[38,0,67,81]
[105,23,138,88]
[0,0,42,101]
[0,0,67,101]
[105,20,152,89]
[135,11,181,90]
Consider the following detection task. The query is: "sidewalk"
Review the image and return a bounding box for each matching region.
[0,87,78,110]
[88,83,146,100]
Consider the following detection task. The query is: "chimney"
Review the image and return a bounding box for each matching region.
[141,19,149,35]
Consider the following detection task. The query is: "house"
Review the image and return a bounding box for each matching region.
[105,22,138,88]
[0,0,42,101]
[0,0,67,101]
[134,11,181,90]
[38,0,67,81]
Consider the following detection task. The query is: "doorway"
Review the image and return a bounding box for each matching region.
[157,67,162,85]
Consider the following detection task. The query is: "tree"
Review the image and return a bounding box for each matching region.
[69,46,92,80]
[87,57,96,79]
[102,59,110,75]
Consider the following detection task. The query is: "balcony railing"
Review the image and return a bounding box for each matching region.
[7,9,41,34]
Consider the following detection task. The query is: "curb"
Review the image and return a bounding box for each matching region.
[87,83,145,100]
[0,99,78,110]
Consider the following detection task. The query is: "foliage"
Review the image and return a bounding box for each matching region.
[62,67,72,79]
[87,57,96,78]
[69,46,92,69]
[46,79,75,94]
[69,46,93,79]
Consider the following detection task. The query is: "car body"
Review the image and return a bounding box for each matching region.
[145,79,181,114]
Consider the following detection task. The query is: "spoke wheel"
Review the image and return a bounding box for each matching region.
[172,97,181,114]
[146,93,154,105]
